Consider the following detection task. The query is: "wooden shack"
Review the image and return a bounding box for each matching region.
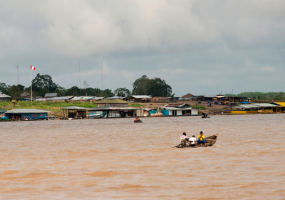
[61,106,87,119]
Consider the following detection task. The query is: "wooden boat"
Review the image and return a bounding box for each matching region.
[174,134,219,148]
[201,112,210,118]
[134,120,142,123]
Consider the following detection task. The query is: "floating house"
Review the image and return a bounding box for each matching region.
[271,102,285,113]
[160,103,198,116]
[136,108,158,117]
[0,92,11,101]
[193,95,247,102]
[0,109,7,117]
[61,106,87,119]
[88,107,139,118]
[231,103,279,114]
[5,109,50,120]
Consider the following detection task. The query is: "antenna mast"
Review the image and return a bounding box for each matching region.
[17,64,19,85]
[79,61,81,95]
[101,60,103,90]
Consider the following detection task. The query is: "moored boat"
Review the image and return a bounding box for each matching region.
[174,134,219,148]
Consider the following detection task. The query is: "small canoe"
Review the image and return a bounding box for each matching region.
[134,120,142,123]
[201,112,210,118]
[174,134,219,148]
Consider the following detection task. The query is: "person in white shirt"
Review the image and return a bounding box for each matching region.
[180,132,188,142]
[189,135,197,147]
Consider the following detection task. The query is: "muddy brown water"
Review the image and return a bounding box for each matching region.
[1,115,285,199]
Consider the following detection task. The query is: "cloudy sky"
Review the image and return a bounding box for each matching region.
[0,0,284,96]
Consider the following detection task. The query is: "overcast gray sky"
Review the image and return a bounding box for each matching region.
[0,0,284,96]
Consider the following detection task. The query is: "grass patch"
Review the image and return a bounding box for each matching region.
[192,106,206,110]
[129,104,142,107]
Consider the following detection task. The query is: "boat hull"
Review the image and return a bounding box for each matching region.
[174,134,219,148]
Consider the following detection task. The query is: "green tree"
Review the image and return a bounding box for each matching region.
[65,86,80,96]
[16,84,25,91]
[55,85,66,96]
[0,82,10,94]
[132,75,150,95]
[8,85,21,99]
[132,75,172,96]
[85,87,103,96]
[114,87,131,97]
[147,78,172,96]
[31,73,58,97]
[101,89,114,97]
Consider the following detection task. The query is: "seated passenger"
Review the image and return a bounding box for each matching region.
[197,131,206,144]
[135,117,140,122]
[180,132,188,142]
[189,135,197,147]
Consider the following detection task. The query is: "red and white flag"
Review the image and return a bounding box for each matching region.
[30,65,36,71]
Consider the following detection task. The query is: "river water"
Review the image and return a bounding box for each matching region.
[1,114,285,199]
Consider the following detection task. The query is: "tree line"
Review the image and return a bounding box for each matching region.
[225,92,285,101]
[0,74,173,99]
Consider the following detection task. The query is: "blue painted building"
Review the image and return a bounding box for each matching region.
[161,103,198,116]
[5,109,49,120]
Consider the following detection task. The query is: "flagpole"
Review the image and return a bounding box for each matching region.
[30,69,32,102]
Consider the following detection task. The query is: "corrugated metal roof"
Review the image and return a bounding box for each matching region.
[272,102,285,107]
[131,95,152,99]
[35,98,47,101]
[106,96,125,99]
[162,107,192,110]
[88,107,139,111]
[165,103,190,108]
[71,96,93,101]
[61,106,87,110]
[239,104,260,109]
[0,92,11,98]
[93,97,105,100]
[233,104,278,109]
[253,103,278,107]
[44,93,58,97]
[49,96,73,100]
[6,109,50,114]
[70,97,82,101]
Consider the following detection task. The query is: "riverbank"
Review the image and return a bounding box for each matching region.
[0,100,231,118]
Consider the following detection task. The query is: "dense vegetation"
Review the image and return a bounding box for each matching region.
[225,92,285,101]
[1,73,285,101]
[0,74,173,99]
